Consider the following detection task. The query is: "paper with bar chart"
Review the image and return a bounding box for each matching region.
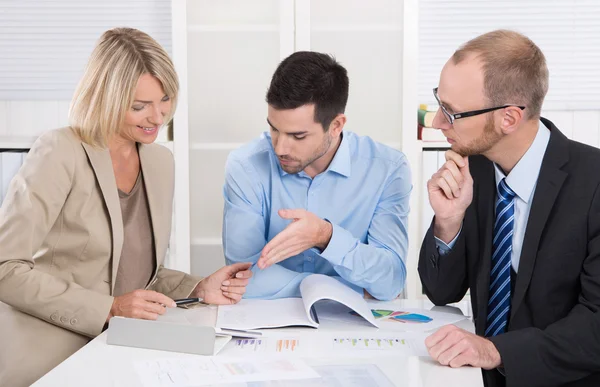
[331,335,428,356]
[333,337,410,351]
[220,333,429,358]
[226,338,301,354]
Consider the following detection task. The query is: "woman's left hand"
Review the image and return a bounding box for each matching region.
[193,262,253,304]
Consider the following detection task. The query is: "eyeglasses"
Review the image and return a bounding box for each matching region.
[433,87,525,125]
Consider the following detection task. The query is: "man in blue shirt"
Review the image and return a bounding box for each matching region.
[222,51,412,300]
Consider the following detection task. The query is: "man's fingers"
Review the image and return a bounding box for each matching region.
[260,231,299,266]
[136,290,176,308]
[445,150,466,167]
[436,177,454,199]
[429,337,456,361]
[448,353,470,368]
[264,243,304,268]
[425,325,456,348]
[260,227,293,259]
[444,160,464,188]
[278,208,306,220]
[429,329,466,361]
[264,237,296,260]
[441,169,461,197]
[437,338,468,366]
[425,331,444,350]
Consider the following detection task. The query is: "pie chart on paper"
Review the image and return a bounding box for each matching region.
[370,309,433,324]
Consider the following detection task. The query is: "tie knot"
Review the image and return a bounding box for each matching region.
[498,178,516,201]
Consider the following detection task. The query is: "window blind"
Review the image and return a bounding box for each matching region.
[0,0,171,100]
[418,0,600,110]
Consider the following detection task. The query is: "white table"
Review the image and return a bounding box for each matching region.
[33,299,483,387]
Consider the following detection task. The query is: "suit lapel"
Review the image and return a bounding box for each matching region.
[138,144,165,278]
[475,158,496,336]
[510,120,569,321]
[81,143,124,294]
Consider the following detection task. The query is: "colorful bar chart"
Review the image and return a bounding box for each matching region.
[233,338,265,352]
[276,338,299,353]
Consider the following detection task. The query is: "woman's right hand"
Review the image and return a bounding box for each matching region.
[106,289,176,323]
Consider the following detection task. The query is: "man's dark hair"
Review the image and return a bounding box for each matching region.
[266,51,349,131]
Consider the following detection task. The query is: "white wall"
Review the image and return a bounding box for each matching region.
[0,100,70,141]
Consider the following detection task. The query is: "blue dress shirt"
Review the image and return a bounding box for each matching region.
[223,131,412,300]
[436,121,551,272]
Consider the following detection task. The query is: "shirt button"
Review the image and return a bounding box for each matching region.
[60,316,68,324]
[307,257,313,262]
[70,318,78,325]
[50,313,58,322]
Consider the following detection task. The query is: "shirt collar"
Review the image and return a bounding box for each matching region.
[269,131,352,178]
[493,120,550,204]
[326,132,351,177]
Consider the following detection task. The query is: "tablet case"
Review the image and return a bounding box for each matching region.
[107,316,231,355]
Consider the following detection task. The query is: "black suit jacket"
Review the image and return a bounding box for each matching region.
[418,118,600,387]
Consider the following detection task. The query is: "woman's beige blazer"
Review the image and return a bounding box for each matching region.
[0,127,201,386]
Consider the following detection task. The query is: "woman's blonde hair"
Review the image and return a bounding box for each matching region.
[69,28,179,147]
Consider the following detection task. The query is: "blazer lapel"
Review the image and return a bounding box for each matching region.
[81,143,124,294]
[510,120,569,321]
[475,158,496,336]
[138,144,166,278]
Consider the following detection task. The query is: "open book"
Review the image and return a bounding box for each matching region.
[216,274,379,330]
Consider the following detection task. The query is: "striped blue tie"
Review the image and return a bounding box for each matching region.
[485,178,516,337]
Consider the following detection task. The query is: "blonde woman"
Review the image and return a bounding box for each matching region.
[0,28,252,386]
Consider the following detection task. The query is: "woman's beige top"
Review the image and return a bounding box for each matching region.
[113,172,156,297]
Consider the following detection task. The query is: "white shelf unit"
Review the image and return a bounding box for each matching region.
[170,0,428,298]
[0,137,37,150]
[421,140,450,149]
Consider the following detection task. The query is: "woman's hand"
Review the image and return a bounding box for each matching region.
[193,262,253,305]
[107,289,176,323]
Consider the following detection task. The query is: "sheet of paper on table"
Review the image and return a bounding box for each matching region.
[219,332,430,358]
[134,356,318,387]
[200,364,395,387]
